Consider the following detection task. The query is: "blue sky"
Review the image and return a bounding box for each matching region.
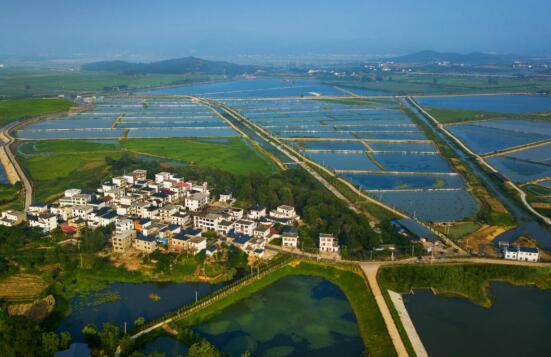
[1,0,550,58]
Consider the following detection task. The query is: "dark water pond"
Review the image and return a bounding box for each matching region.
[138,335,188,356]
[404,282,551,357]
[57,281,223,341]
[194,275,364,356]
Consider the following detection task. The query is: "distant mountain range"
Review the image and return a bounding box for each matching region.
[81,56,257,75]
[387,50,523,65]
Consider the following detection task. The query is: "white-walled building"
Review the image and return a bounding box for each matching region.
[504,246,539,262]
[282,227,299,249]
[270,205,297,220]
[248,204,266,220]
[115,218,134,234]
[234,219,257,236]
[319,233,339,254]
[194,213,222,231]
[185,193,209,212]
[0,210,26,227]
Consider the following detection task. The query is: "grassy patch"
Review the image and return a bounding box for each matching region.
[18,140,120,202]
[0,183,23,210]
[0,67,213,97]
[378,263,551,307]
[0,274,49,302]
[18,137,276,201]
[441,221,482,240]
[0,98,72,125]
[122,137,276,176]
[330,74,551,96]
[182,260,396,356]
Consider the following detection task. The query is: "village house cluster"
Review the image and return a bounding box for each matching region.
[0,170,341,258]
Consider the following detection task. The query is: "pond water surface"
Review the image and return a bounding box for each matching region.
[417,94,551,113]
[194,275,364,356]
[404,282,551,357]
[57,281,223,341]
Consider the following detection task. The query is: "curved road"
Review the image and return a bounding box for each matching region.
[2,120,33,209]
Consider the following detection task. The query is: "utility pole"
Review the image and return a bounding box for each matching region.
[195,290,198,303]
[124,322,127,335]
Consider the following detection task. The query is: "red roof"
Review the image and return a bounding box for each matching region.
[103,196,113,202]
[176,183,190,187]
[60,225,77,233]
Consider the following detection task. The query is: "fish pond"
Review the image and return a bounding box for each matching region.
[404,282,551,357]
[18,98,238,140]
[194,275,364,356]
[416,94,551,114]
[141,78,348,98]
[57,281,223,342]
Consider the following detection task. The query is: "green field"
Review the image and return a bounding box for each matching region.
[18,138,276,201]
[0,67,214,97]
[0,98,73,125]
[121,137,275,176]
[334,73,551,96]
[378,263,551,307]
[0,184,23,210]
[18,140,121,202]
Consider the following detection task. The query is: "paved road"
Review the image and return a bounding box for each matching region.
[388,290,428,357]
[361,262,409,357]
[2,120,33,209]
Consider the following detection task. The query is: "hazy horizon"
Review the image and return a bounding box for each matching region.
[1,0,551,60]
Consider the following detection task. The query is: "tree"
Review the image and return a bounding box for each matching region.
[59,332,72,350]
[80,228,106,253]
[82,324,100,347]
[187,340,218,357]
[134,316,145,327]
[41,331,60,356]
[99,323,121,355]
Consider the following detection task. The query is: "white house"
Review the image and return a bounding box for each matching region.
[234,219,257,236]
[270,205,297,219]
[115,218,134,234]
[194,213,222,231]
[0,210,26,227]
[185,193,209,212]
[319,233,339,254]
[282,227,299,249]
[171,212,190,227]
[219,192,233,203]
[188,236,207,255]
[248,204,266,220]
[504,246,539,262]
[28,214,58,232]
